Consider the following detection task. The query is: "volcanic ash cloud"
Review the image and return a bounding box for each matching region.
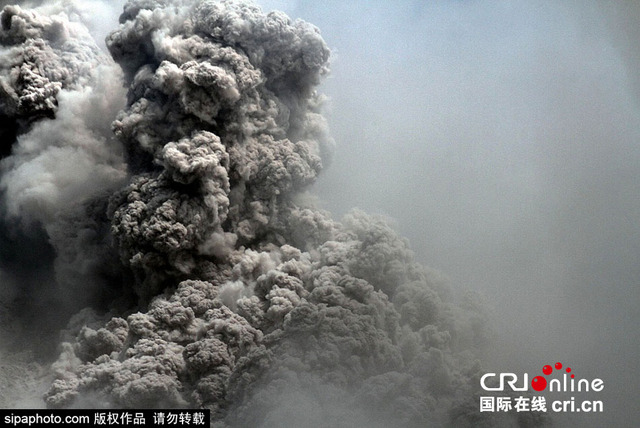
[0,1,129,319]
[0,1,546,427]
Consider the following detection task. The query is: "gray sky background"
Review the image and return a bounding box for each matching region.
[258,1,640,426]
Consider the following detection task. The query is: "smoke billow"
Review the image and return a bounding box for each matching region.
[0,1,129,351]
[0,1,544,426]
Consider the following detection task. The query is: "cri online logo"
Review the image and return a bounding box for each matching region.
[481,362,604,393]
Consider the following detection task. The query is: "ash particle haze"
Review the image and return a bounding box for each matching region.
[0,1,547,427]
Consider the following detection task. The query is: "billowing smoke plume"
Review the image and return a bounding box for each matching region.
[0,1,128,351]
[0,1,545,426]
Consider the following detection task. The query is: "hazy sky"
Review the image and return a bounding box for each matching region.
[258,1,640,426]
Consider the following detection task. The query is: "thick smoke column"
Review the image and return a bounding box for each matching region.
[0,1,128,352]
[0,3,126,222]
[0,1,544,426]
[102,0,333,300]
